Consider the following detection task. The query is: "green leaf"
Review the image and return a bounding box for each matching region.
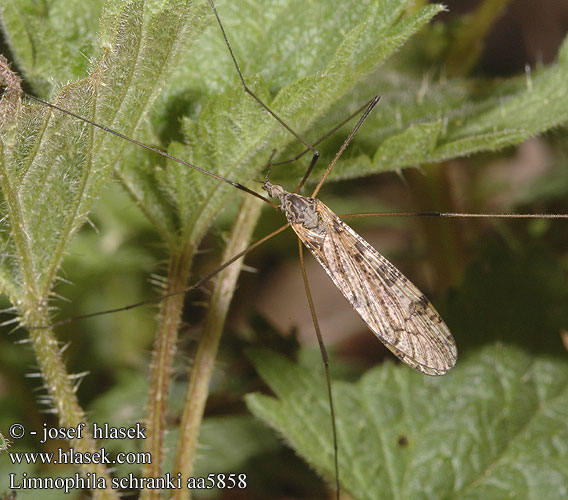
[290,45,568,182]
[3,0,566,321]
[0,0,103,95]
[246,345,568,500]
[194,416,281,476]
[1,2,567,497]
[274,36,568,184]
[0,0,212,314]
[116,0,447,250]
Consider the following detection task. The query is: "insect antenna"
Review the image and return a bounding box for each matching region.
[207,0,321,179]
[23,93,277,209]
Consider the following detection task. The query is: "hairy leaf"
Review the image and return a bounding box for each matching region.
[246,344,568,500]
[0,0,443,318]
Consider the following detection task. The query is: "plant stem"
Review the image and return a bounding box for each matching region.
[141,242,195,500]
[446,0,512,76]
[172,195,262,500]
[27,307,118,500]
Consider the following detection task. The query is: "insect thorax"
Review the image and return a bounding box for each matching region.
[263,181,322,231]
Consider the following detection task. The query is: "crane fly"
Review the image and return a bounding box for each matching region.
[13,91,457,376]
[6,80,458,500]
[2,1,567,499]
[263,178,457,376]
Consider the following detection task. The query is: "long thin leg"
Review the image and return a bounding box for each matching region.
[33,207,563,330]
[292,97,380,194]
[270,99,376,169]
[28,224,289,329]
[311,96,381,198]
[24,94,277,208]
[208,0,320,180]
[298,240,340,500]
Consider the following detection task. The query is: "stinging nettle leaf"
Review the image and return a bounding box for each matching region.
[0,0,447,321]
[246,344,568,500]
[1,1,567,498]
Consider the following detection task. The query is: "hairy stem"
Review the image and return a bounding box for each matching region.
[141,243,195,500]
[27,307,118,500]
[172,195,262,500]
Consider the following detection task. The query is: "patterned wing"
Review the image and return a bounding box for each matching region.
[290,199,457,376]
